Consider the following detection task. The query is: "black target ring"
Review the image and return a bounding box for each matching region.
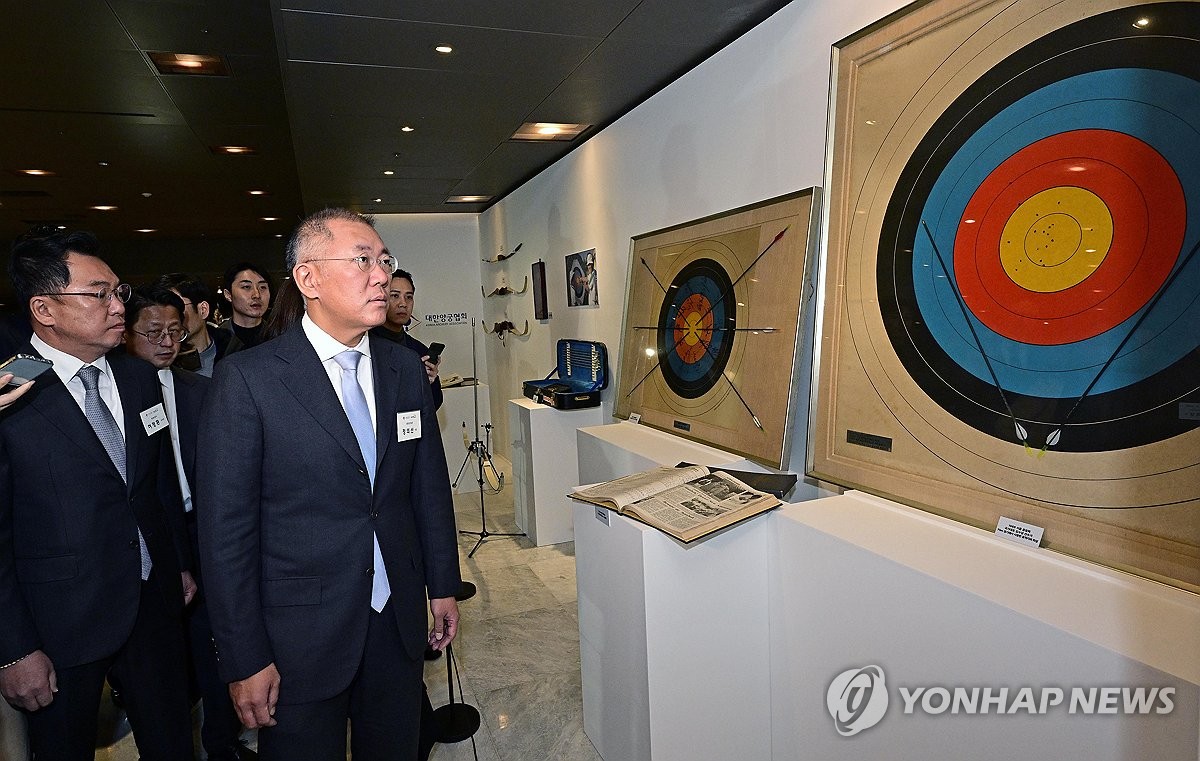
[656,258,736,399]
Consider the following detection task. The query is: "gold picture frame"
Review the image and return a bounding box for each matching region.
[616,189,821,469]
[810,0,1200,591]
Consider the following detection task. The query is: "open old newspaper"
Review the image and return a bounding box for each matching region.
[569,465,780,542]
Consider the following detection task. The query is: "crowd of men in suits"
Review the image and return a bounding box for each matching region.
[0,209,460,761]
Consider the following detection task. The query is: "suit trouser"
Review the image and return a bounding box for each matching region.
[258,602,423,761]
[187,520,243,755]
[24,572,193,761]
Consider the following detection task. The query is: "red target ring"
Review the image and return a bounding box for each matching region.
[954,129,1184,344]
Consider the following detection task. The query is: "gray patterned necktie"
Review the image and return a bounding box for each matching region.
[78,365,151,580]
[333,350,390,611]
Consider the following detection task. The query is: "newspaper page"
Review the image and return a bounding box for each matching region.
[572,465,710,509]
[623,471,775,534]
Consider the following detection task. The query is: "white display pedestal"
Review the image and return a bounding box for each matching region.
[576,422,750,485]
[574,423,774,761]
[768,492,1200,761]
[437,382,492,493]
[509,397,606,546]
[574,502,773,761]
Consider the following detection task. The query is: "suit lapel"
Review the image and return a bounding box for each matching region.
[24,346,125,483]
[276,326,368,472]
[371,335,398,469]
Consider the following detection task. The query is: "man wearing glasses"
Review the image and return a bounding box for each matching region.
[123,285,255,760]
[0,230,195,759]
[198,208,461,760]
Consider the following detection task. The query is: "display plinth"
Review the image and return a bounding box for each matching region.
[574,502,773,761]
[576,422,750,486]
[573,422,774,761]
[508,397,606,546]
[769,492,1200,760]
[437,382,492,493]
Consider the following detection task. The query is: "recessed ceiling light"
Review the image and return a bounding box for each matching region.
[372,198,382,203]
[136,228,156,233]
[141,192,153,198]
[261,217,278,222]
[91,205,118,211]
[97,161,110,167]
[446,195,492,204]
[18,169,55,176]
[213,145,256,155]
[510,122,590,141]
[149,51,229,76]
[56,225,67,230]
[400,126,414,133]
[248,189,268,196]
[383,170,394,176]
[434,45,453,54]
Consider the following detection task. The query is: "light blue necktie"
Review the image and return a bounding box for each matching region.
[334,350,391,611]
[78,365,152,580]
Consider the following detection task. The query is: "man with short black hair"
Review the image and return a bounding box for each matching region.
[157,272,231,377]
[123,285,254,760]
[372,269,443,410]
[0,230,195,760]
[219,262,272,353]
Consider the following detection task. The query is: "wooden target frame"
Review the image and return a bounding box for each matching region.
[811,0,1200,591]
[616,190,821,469]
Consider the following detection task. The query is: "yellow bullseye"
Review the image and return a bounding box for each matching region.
[999,187,1113,292]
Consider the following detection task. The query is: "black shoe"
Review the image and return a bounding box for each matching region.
[424,645,443,662]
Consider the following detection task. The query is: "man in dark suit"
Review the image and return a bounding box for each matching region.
[157,272,233,377]
[123,285,254,760]
[197,208,462,761]
[372,269,443,410]
[0,231,195,760]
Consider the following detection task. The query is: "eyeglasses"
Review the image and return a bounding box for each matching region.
[37,283,132,304]
[304,255,399,275]
[131,327,190,346]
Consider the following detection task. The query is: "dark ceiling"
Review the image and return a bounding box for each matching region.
[1,0,793,243]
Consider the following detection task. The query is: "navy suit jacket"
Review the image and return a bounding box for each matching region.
[0,349,189,669]
[196,323,460,704]
[370,326,443,410]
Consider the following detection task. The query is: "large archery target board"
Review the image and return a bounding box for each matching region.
[811,0,1200,591]
[616,190,821,468]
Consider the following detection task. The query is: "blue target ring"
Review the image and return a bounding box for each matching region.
[657,258,736,399]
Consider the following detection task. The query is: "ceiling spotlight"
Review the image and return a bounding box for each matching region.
[446,195,492,204]
[135,228,156,233]
[248,189,267,196]
[510,122,590,141]
[434,45,453,54]
[97,161,110,167]
[141,192,153,197]
[383,170,394,176]
[90,205,118,211]
[149,51,229,76]
[372,198,382,203]
[213,145,256,155]
[400,126,414,133]
[261,217,278,222]
[18,169,55,176]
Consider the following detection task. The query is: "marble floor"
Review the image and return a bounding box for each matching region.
[71,475,601,761]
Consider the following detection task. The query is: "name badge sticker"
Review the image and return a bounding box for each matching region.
[397,410,421,442]
[140,403,169,435]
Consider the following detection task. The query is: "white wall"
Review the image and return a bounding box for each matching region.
[372,213,485,386]
[476,0,911,466]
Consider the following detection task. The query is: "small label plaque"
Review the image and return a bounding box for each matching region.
[595,507,610,525]
[673,420,691,432]
[627,412,641,425]
[995,516,1044,548]
[847,429,892,452]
